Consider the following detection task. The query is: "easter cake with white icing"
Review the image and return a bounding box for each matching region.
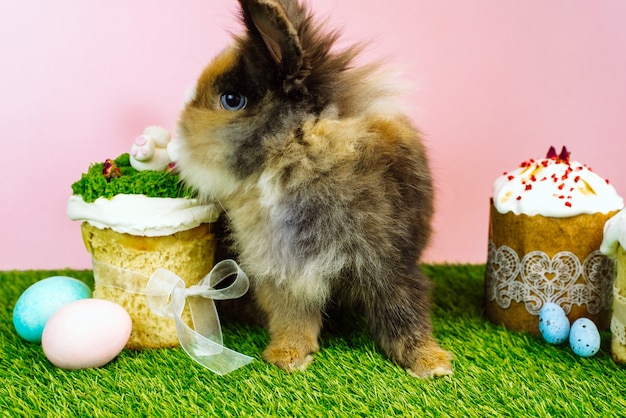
[484,146,623,335]
[68,127,220,349]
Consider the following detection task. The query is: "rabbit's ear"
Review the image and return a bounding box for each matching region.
[240,0,307,91]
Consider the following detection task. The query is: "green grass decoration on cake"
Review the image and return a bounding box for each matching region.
[71,153,196,202]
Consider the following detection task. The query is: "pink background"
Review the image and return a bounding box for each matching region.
[1,0,625,270]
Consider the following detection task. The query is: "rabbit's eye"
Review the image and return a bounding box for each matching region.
[220,92,247,111]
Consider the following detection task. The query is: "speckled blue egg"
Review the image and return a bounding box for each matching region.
[569,318,601,357]
[539,302,570,345]
[13,276,92,343]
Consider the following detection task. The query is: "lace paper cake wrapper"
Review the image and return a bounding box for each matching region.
[611,288,626,350]
[484,201,617,335]
[611,246,626,363]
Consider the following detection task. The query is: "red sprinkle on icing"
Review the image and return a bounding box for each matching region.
[574,175,581,182]
[565,201,572,207]
[516,196,522,200]
[525,184,532,191]
[558,183,565,190]
[508,175,515,181]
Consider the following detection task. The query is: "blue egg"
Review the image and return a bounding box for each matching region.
[13,276,92,343]
[539,302,570,345]
[569,318,601,357]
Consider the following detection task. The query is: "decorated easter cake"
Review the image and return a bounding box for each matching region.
[601,209,626,362]
[484,146,623,335]
[67,127,219,349]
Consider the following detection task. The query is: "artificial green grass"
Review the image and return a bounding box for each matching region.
[1,265,625,417]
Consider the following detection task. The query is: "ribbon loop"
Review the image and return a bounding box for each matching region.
[187,259,250,300]
[145,259,253,375]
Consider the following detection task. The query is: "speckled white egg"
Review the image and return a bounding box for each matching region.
[569,318,601,357]
[539,302,570,345]
[42,298,131,369]
[13,276,92,343]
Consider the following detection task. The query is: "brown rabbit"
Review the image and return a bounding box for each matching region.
[176,0,453,378]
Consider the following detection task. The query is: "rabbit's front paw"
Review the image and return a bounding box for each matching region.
[263,343,315,373]
[407,339,453,379]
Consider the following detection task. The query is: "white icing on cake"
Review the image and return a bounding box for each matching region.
[600,208,626,259]
[493,154,623,217]
[67,194,219,237]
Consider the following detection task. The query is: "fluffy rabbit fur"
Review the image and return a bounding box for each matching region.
[176,0,453,378]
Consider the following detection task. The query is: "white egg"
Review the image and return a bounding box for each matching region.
[42,299,131,369]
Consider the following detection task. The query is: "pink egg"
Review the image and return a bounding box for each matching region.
[42,299,131,369]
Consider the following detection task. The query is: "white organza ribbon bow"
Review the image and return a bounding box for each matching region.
[145,259,253,375]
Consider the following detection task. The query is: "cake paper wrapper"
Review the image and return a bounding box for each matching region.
[484,200,616,335]
[611,246,626,363]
